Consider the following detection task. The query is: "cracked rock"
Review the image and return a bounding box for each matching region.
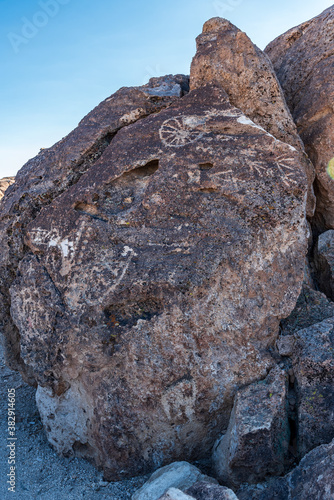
[266,5,334,230]
[190,17,315,217]
[237,438,334,500]
[290,317,334,457]
[315,230,334,300]
[212,367,289,487]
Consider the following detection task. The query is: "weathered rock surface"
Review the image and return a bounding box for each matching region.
[0,176,15,199]
[132,462,216,500]
[158,488,196,500]
[265,6,334,230]
[186,481,239,499]
[6,83,308,479]
[190,17,315,216]
[280,284,334,335]
[213,367,289,487]
[237,438,334,500]
[1,24,309,480]
[0,75,189,375]
[315,230,334,300]
[289,317,334,457]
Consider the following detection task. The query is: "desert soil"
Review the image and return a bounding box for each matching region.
[0,341,148,499]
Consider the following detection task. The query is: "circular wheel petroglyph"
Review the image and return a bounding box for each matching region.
[159,115,205,147]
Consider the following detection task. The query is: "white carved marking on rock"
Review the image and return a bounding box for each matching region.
[274,155,298,186]
[161,379,198,420]
[30,222,88,276]
[159,116,206,147]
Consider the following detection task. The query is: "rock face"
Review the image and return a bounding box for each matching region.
[280,284,334,335]
[0,75,189,375]
[315,230,334,299]
[237,438,334,500]
[290,318,334,457]
[1,23,308,480]
[265,6,334,230]
[190,17,315,217]
[213,367,289,487]
[277,315,334,459]
[0,177,15,199]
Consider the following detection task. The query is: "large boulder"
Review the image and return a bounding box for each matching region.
[265,6,334,230]
[237,438,334,500]
[190,17,315,217]
[0,75,189,375]
[1,25,308,479]
[212,367,289,487]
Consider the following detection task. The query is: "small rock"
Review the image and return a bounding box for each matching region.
[186,481,239,499]
[158,488,196,500]
[276,336,295,356]
[132,462,217,500]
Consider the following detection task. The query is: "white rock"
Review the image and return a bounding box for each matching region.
[158,488,196,500]
[132,461,217,500]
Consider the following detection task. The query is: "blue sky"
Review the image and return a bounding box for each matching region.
[1,0,333,178]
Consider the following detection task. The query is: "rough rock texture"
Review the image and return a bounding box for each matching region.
[0,177,15,199]
[237,438,334,500]
[280,284,334,335]
[158,488,196,500]
[212,367,289,487]
[290,317,334,457]
[265,6,334,230]
[0,75,189,376]
[190,17,315,217]
[186,481,239,500]
[4,83,308,479]
[132,462,216,500]
[1,25,309,480]
[315,230,334,299]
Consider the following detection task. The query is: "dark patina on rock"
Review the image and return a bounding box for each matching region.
[0,75,188,376]
[265,6,334,230]
[237,438,334,500]
[6,82,308,479]
[212,366,289,487]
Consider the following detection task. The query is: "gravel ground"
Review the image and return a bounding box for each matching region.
[0,341,148,500]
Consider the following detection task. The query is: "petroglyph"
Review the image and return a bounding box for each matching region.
[29,222,91,276]
[160,115,206,147]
